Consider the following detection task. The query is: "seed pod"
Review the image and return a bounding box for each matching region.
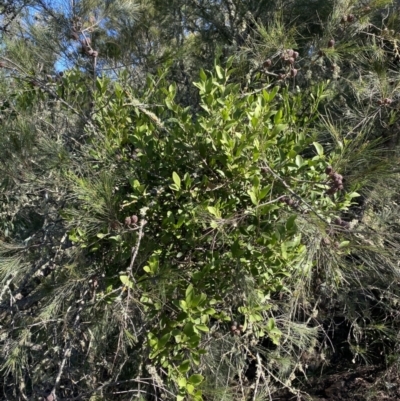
[131,215,138,224]
[325,166,333,174]
[328,39,335,48]
[334,217,342,225]
[332,173,343,182]
[337,184,344,191]
[231,325,237,331]
[286,49,294,57]
[287,199,295,206]
[234,329,241,336]
[384,98,392,105]
[322,237,331,245]
[293,51,299,59]
[286,57,295,65]
[290,68,298,77]
[278,73,286,80]
[238,324,244,331]
[347,14,355,22]
[87,49,98,57]
[263,59,272,68]
[341,15,348,23]
[124,216,132,226]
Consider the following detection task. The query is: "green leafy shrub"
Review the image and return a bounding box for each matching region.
[54,62,360,399]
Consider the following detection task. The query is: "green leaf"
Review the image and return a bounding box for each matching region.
[187,384,195,394]
[191,293,206,307]
[259,186,270,200]
[179,300,188,311]
[199,69,207,81]
[247,190,258,205]
[207,206,220,217]
[295,155,304,167]
[158,332,171,349]
[196,324,209,332]
[215,65,224,80]
[96,233,107,239]
[186,284,194,305]
[274,109,283,124]
[183,322,195,336]
[179,360,191,374]
[271,124,287,137]
[172,172,181,190]
[267,318,275,331]
[188,374,204,386]
[119,275,134,289]
[313,142,324,156]
[178,377,187,388]
[286,215,297,230]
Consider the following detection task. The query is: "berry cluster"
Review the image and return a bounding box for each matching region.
[280,49,300,65]
[263,49,299,80]
[124,215,139,226]
[325,166,344,195]
[230,321,244,336]
[378,98,392,106]
[341,14,355,23]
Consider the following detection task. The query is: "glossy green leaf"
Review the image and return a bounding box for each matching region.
[188,374,204,386]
